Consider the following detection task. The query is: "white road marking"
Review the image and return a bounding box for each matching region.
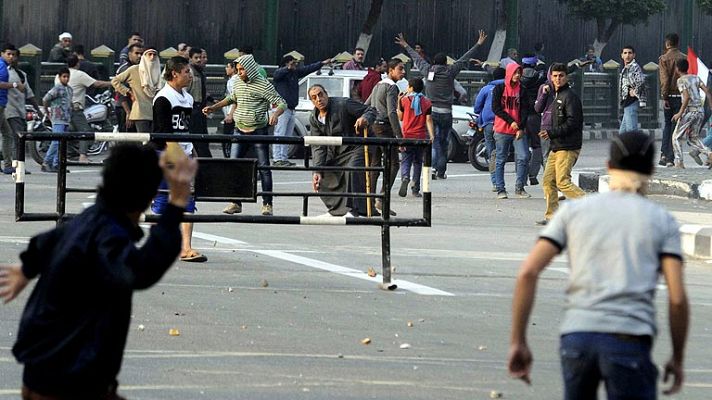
[251,249,454,296]
[189,230,453,296]
[190,231,247,245]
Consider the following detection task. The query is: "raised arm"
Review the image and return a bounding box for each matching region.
[451,30,488,74]
[395,33,430,76]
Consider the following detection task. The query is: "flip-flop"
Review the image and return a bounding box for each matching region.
[180,252,207,263]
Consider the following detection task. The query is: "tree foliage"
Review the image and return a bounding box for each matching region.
[559,0,666,55]
[700,0,712,15]
[559,0,666,26]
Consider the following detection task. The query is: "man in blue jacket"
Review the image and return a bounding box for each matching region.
[272,55,331,166]
[473,67,506,190]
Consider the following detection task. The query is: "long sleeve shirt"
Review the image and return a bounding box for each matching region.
[365,80,403,137]
[309,97,376,167]
[225,55,286,131]
[404,42,482,111]
[13,199,183,396]
[658,48,686,100]
[111,65,155,121]
[273,61,324,109]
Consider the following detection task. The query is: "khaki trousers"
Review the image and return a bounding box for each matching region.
[542,149,585,219]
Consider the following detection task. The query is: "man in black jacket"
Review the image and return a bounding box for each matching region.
[308,84,377,217]
[0,144,197,399]
[537,63,585,225]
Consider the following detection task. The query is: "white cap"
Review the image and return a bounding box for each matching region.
[58,32,72,40]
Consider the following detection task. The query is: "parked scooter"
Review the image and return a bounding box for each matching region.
[27,90,117,165]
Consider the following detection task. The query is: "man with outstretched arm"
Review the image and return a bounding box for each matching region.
[396,29,487,179]
[0,143,197,400]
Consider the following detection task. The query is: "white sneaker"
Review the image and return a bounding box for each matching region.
[222,202,242,214]
[261,204,273,216]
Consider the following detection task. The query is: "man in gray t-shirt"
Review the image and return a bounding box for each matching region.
[508,131,689,399]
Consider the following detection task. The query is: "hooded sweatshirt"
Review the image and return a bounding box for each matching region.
[226,54,287,132]
[473,78,504,127]
[491,63,523,135]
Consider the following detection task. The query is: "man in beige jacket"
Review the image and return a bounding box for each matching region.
[111,48,161,132]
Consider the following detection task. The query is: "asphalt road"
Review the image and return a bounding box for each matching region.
[0,140,711,399]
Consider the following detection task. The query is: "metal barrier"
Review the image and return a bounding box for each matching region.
[14,132,432,290]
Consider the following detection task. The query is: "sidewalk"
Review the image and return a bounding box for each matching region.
[574,165,712,259]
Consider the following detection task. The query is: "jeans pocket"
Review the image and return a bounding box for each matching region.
[560,348,587,381]
[604,354,658,399]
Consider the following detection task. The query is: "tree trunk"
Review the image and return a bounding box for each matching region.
[487,0,508,63]
[356,0,384,55]
[592,18,620,57]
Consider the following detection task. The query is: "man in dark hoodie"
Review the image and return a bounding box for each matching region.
[1,144,197,400]
[492,62,531,199]
[519,55,547,185]
[474,67,506,191]
[396,30,488,179]
[272,54,332,166]
[537,63,585,225]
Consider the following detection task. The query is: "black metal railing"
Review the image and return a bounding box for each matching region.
[15,132,433,290]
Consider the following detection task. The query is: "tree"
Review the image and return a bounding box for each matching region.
[559,0,666,56]
[355,0,384,55]
[700,0,712,14]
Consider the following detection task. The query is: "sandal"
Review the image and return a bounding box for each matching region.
[180,251,207,263]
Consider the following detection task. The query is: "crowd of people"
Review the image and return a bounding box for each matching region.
[0,26,701,399]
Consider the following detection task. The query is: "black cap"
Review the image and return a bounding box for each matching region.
[609,131,655,175]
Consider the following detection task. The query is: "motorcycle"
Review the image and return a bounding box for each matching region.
[465,112,488,171]
[465,112,516,172]
[27,90,118,165]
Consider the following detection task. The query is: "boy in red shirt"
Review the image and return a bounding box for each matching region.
[397,77,434,197]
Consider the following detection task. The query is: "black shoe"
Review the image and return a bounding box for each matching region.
[398,178,410,197]
[529,176,539,185]
[431,173,437,180]
[375,200,397,216]
[535,219,549,226]
[436,173,447,180]
[412,189,422,198]
[658,156,668,166]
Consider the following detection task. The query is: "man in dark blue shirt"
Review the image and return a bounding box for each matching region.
[0,143,197,399]
[272,54,331,166]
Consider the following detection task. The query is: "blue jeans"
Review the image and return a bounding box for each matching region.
[494,132,530,192]
[703,128,712,148]
[400,146,423,190]
[232,127,273,205]
[273,108,295,161]
[662,97,681,161]
[619,100,639,134]
[431,112,452,176]
[44,123,67,167]
[483,124,496,186]
[560,333,657,400]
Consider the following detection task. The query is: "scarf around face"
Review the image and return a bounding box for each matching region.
[138,51,161,98]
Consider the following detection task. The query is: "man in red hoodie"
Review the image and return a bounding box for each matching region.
[492,63,531,199]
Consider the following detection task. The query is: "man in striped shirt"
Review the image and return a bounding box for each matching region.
[203,54,287,216]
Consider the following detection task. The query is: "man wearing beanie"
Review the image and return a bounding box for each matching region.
[508,130,689,398]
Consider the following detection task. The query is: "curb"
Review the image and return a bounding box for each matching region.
[582,128,661,140]
[572,171,712,260]
[680,225,712,259]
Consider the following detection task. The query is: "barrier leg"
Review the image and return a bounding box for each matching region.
[379,143,397,291]
[14,135,25,221]
[57,139,68,223]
